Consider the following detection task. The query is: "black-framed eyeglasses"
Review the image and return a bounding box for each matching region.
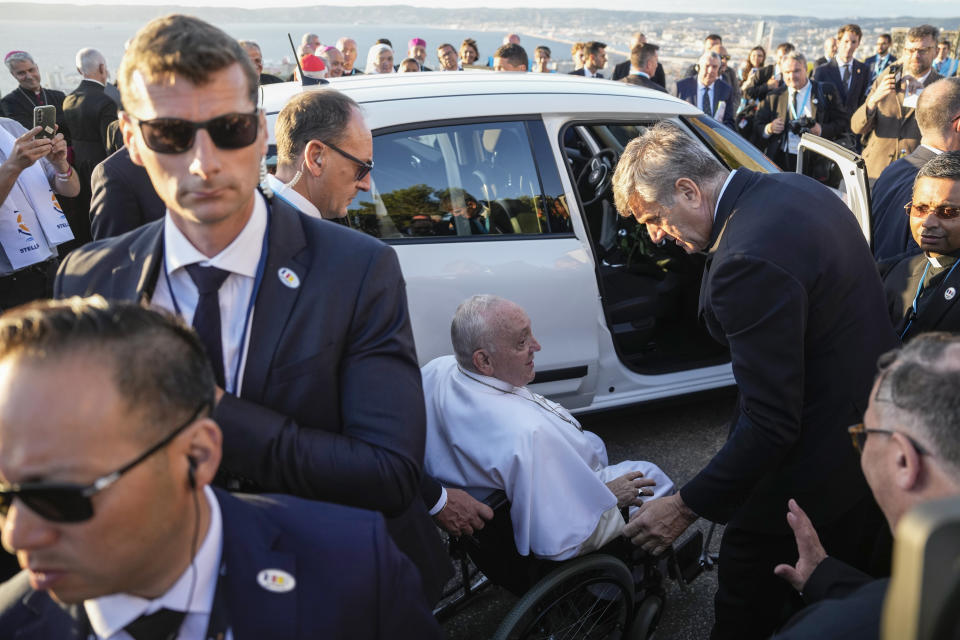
[904,201,960,220]
[847,422,930,457]
[321,140,374,181]
[0,403,207,523]
[130,111,260,154]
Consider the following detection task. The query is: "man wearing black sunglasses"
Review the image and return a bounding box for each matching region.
[769,333,960,640]
[272,89,372,220]
[53,15,451,606]
[881,151,960,342]
[0,298,441,639]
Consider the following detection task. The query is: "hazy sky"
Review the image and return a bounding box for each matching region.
[4,0,959,18]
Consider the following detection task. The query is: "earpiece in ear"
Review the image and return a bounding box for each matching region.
[187,456,198,489]
[314,155,322,169]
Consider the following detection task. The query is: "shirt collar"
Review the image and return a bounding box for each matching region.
[272,176,323,219]
[163,192,267,278]
[713,169,737,223]
[83,77,106,87]
[630,70,650,78]
[456,365,520,393]
[700,81,714,90]
[917,68,933,84]
[84,486,224,638]
[921,144,945,155]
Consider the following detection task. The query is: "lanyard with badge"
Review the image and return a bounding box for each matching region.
[162,203,272,395]
[786,83,812,155]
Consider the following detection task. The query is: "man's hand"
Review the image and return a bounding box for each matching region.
[433,488,494,537]
[773,499,827,592]
[766,74,780,89]
[48,130,69,172]
[3,126,53,172]
[605,471,656,509]
[866,74,897,110]
[809,122,822,136]
[623,493,698,555]
[766,117,785,135]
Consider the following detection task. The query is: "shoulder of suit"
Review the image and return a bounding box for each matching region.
[226,490,386,534]
[0,572,57,628]
[272,196,393,254]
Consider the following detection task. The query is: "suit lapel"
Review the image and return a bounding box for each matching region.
[239,196,308,401]
[918,257,960,332]
[108,220,163,304]
[216,489,296,639]
[13,587,88,640]
[827,60,847,101]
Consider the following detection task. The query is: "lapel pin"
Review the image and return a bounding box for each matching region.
[257,568,296,593]
[945,287,956,301]
[278,267,300,289]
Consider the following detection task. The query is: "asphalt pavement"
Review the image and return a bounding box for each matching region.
[439,387,738,639]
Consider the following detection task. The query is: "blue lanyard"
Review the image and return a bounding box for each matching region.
[788,83,812,120]
[162,201,272,394]
[901,258,960,340]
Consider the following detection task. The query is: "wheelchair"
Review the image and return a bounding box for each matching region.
[435,490,713,639]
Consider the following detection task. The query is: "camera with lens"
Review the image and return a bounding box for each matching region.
[788,116,816,136]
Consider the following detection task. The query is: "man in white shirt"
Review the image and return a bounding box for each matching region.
[54,14,451,605]
[0,298,441,640]
[422,295,674,561]
[272,89,372,220]
[568,41,606,78]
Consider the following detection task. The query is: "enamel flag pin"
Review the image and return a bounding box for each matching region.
[257,568,296,593]
[278,267,300,289]
[945,287,956,301]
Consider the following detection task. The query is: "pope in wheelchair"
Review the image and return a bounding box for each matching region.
[422,294,675,562]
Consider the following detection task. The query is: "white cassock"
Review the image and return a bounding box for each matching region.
[422,356,674,561]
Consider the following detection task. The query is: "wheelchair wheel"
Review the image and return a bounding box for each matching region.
[626,594,663,640]
[492,554,635,640]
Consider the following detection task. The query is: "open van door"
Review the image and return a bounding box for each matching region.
[796,133,872,245]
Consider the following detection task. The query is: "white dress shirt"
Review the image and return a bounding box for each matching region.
[151,193,267,394]
[84,487,229,640]
[699,82,715,116]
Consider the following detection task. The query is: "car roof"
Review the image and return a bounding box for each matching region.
[261,72,699,139]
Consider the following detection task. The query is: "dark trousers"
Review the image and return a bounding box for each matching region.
[710,494,891,640]
[0,259,57,313]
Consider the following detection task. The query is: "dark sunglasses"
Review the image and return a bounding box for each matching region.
[904,201,960,220]
[0,403,207,523]
[131,111,259,154]
[321,140,374,181]
[847,422,930,456]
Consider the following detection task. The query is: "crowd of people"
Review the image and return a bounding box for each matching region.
[1,10,960,640]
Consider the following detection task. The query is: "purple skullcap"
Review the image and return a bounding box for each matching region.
[4,50,27,62]
[322,45,337,53]
[408,38,426,49]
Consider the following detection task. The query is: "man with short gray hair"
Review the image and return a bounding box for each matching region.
[239,40,282,85]
[336,37,362,76]
[62,47,119,245]
[676,51,735,127]
[421,295,674,558]
[770,332,960,640]
[271,89,371,219]
[1,51,69,141]
[613,121,896,639]
[871,78,960,261]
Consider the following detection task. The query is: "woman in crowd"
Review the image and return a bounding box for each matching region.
[460,38,480,66]
[739,45,766,86]
[365,43,395,74]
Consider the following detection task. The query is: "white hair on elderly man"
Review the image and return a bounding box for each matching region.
[450,294,513,370]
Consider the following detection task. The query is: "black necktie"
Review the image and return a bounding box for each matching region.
[701,87,711,115]
[185,264,230,388]
[792,90,798,116]
[124,608,186,640]
[841,64,850,88]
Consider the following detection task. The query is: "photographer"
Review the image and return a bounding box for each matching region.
[755,51,848,171]
[852,25,942,181]
[0,117,78,310]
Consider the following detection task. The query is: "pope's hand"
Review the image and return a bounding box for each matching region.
[623,493,698,555]
[605,471,656,509]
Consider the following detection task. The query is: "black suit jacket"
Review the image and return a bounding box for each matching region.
[54,195,451,602]
[89,147,165,241]
[0,87,69,143]
[772,557,884,639]
[680,169,897,533]
[259,73,283,85]
[742,64,780,101]
[62,80,117,174]
[568,68,604,79]
[0,489,442,639]
[612,59,665,87]
[753,80,849,167]
[813,59,869,117]
[676,77,736,128]
[882,251,960,340]
[621,74,668,92]
[870,145,937,261]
